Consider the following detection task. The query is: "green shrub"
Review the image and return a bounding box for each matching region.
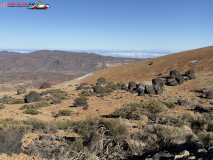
[20,101,50,110]
[59,109,74,116]
[109,100,168,119]
[162,101,176,109]
[42,96,54,101]
[0,103,5,109]
[73,138,84,151]
[105,87,113,92]
[23,109,39,115]
[105,84,119,90]
[12,99,25,104]
[74,96,89,102]
[198,100,205,104]
[198,131,213,146]
[99,93,108,97]
[46,89,66,94]
[148,94,153,97]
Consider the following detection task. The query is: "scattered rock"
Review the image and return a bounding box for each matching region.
[0,131,23,156]
[145,85,156,95]
[149,62,153,65]
[206,91,213,99]
[17,88,26,95]
[39,82,51,89]
[177,99,193,107]
[40,91,47,96]
[138,90,145,96]
[128,81,137,92]
[93,86,107,94]
[185,69,196,79]
[25,91,42,103]
[152,78,164,94]
[170,70,181,79]
[96,77,106,85]
[51,99,61,105]
[73,100,88,107]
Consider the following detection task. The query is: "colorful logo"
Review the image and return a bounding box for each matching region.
[1,2,7,8]
[29,1,50,9]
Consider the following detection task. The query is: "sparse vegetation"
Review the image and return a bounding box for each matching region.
[99,93,108,97]
[44,89,70,101]
[161,101,176,109]
[0,96,25,104]
[23,109,39,115]
[0,103,6,109]
[74,96,89,101]
[148,94,153,97]
[20,101,50,110]
[59,109,74,116]
[109,99,168,119]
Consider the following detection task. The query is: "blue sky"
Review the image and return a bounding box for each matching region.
[0,0,213,57]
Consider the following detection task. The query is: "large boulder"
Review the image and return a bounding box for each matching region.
[39,82,51,89]
[185,70,196,79]
[96,77,106,85]
[93,86,107,94]
[0,131,23,156]
[206,91,213,99]
[170,70,181,79]
[128,81,137,92]
[25,91,42,103]
[145,85,156,95]
[152,79,164,94]
[17,88,26,95]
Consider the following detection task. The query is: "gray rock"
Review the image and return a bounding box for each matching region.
[145,85,156,95]
[177,99,193,107]
[39,82,51,89]
[73,100,88,107]
[138,89,145,96]
[128,81,137,92]
[17,88,26,95]
[93,86,107,94]
[96,77,106,85]
[206,91,213,99]
[152,78,164,94]
[170,70,181,79]
[25,91,42,103]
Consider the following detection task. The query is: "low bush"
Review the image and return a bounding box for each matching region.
[99,93,108,97]
[12,99,25,104]
[45,89,70,101]
[109,100,168,120]
[161,101,176,109]
[105,84,119,90]
[148,94,153,97]
[0,103,5,109]
[73,138,84,151]
[59,109,74,116]
[42,96,54,101]
[23,109,39,115]
[74,96,89,102]
[20,101,50,110]
[198,131,213,146]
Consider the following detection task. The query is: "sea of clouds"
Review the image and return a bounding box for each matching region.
[0,49,185,59]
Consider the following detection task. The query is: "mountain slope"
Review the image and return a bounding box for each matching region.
[82,45,213,90]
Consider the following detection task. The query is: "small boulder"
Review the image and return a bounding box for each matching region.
[185,70,196,79]
[149,62,153,65]
[25,91,42,103]
[97,77,106,85]
[168,80,179,86]
[39,82,51,89]
[93,86,107,94]
[120,83,127,90]
[17,88,26,95]
[73,100,88,107]
[206,91,213,99]
[177,99,193,107]
[51,99,61,105]
[152,78,164,94]
[40,91,47,96]
[76,84,85,90]
[145,85,156,95]
[137,82,146,90]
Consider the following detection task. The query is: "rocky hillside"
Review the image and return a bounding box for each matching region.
[0,51,24,58]
[0,50,145,73]
[82,45,213,90]
[0,50,145,91]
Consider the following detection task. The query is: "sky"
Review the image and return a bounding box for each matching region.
[0,0,213,58]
